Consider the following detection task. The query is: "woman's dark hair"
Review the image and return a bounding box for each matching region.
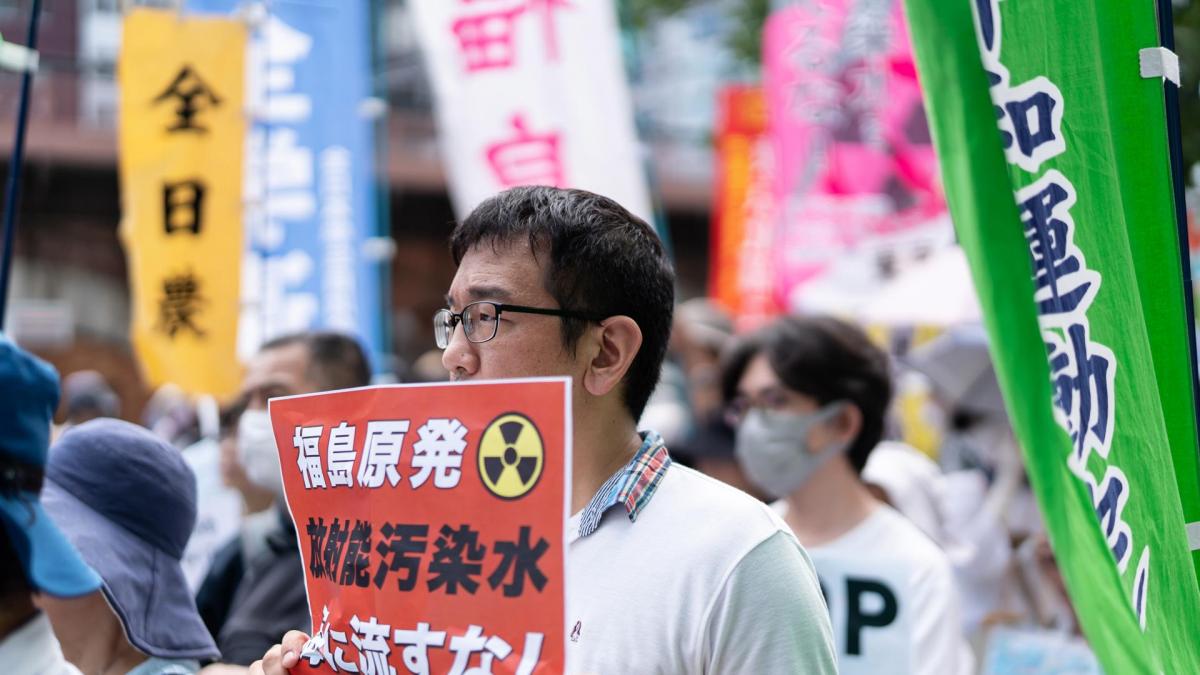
[720,315,893,474]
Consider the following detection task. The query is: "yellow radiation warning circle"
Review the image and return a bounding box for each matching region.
[478,412,544,500]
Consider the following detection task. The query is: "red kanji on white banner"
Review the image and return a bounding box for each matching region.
[451,0,570,73]
[485,114,566,188]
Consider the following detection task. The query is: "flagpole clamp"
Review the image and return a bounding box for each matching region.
[0,36,38,73]
[1187,521,1200,551]
[1139,46,1180,86]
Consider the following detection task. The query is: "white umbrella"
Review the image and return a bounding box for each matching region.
[905,324,1006,418]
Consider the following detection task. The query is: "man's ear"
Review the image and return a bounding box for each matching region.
[582,316,642,398]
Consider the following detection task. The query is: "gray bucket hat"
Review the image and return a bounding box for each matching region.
[41,418,220,661]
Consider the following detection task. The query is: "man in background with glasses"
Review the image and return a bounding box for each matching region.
[254,186,835,673]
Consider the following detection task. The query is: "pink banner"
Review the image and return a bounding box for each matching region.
[763,0,945,305]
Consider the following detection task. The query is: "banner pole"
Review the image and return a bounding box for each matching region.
[0,0,44,327]
[1156,0,1200,459]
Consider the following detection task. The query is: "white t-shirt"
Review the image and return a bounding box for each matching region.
[566,464,837,674]
[777,502,973,675]
[865,444,1017,637]
[0,612,83,675]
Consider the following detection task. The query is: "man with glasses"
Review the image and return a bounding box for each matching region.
[253,186,835,673]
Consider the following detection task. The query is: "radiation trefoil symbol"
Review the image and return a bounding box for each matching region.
[477,413,544,500]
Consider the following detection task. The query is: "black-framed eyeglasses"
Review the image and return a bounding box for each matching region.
[434,301,608,349]
[724,387,809,427]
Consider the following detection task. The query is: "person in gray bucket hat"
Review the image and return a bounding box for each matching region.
[38,417,222,673]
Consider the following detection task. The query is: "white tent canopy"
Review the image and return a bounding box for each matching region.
[854,245,981,327]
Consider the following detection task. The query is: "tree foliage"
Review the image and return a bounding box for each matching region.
[623,0,771,66]
[621,1,1200,182]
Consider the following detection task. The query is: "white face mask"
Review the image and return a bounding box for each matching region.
[236,409,284,502]
[734,403,849,499]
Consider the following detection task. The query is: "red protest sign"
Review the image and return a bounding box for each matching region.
[268,378,570,675]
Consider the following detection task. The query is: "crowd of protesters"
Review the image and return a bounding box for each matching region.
[1,187,1091,674]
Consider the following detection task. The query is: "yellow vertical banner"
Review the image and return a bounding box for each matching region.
[118,8,245,397]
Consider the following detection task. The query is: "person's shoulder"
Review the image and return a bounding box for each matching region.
[646,465,822,608]
[663,463,780,514]
[867,505,955,575]
[650,463,796,549]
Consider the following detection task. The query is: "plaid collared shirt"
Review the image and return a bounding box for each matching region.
[577,431,672,538]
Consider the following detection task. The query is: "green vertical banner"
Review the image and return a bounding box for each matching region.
[903,0,1200,672]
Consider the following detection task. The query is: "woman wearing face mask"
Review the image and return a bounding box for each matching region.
[721,315,973,675]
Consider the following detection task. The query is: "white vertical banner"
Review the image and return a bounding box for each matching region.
[410,0,653,222]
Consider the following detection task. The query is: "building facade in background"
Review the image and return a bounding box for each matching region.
[0,0,726,414]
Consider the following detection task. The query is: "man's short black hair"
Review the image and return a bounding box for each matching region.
[261,331,372,391]
[720,315,892,474]
[450,186,675,420]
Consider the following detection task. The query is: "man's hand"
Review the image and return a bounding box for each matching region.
[248,631,311,675]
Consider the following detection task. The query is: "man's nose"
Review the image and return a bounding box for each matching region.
[441,322,480,378]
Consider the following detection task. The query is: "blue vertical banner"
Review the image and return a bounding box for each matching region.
[185,0,387,371]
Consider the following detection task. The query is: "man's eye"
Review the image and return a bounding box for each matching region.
[477,311,497,323]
